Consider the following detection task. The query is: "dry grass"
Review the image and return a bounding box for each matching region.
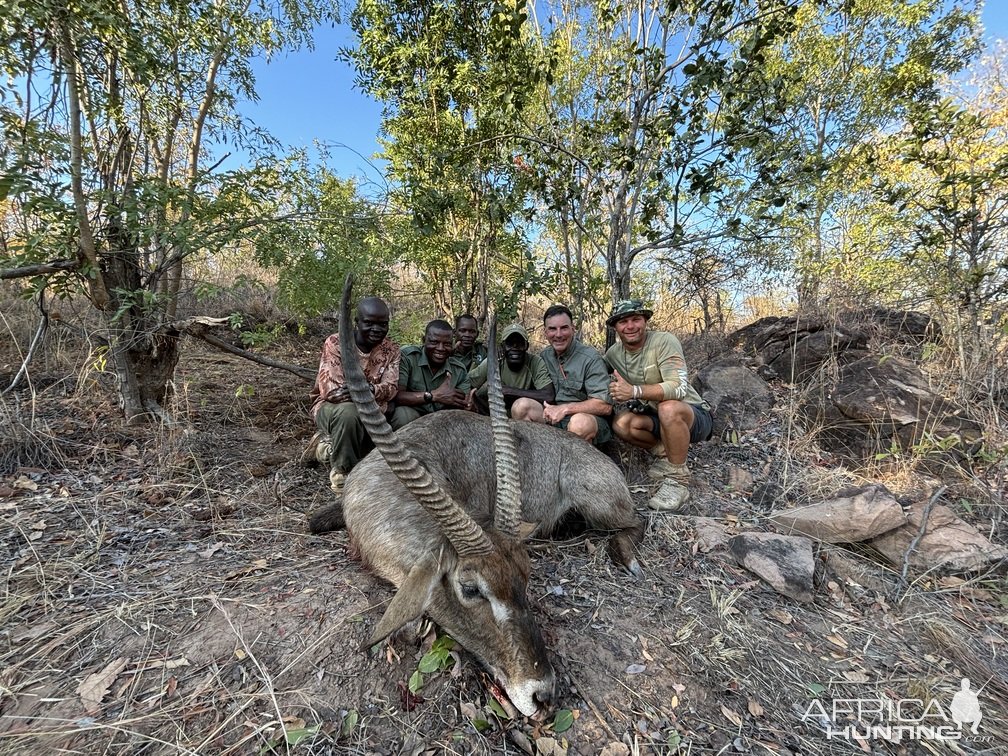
[0,316,1005,754]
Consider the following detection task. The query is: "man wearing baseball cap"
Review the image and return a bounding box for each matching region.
[467,322,555,418]
[605,300,713,511]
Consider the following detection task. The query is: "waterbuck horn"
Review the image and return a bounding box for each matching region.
[486,313,522,538]
[339,275,493,557]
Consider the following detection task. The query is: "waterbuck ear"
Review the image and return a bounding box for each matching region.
[363,557,440,649]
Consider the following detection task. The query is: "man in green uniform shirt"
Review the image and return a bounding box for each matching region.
[467,323,555,418]
[605,300,713,512]
[538,304,613,444]
[392,319,473,429]
[453,314,488,371]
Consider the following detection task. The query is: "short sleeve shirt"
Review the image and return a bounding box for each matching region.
[605,330,709,409]
[453,342,488,372]
[468,353,553,396]
[541,341,611,404]
[399,346,472,414]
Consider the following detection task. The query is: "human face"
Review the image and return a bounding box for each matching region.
[502,336,528,371]
[424,326,455,368]
[544,313,574,356]
[354,301,390,351]
[614,314,647,350]
[456,317,478,350]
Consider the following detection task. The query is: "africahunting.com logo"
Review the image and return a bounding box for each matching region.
[800,677,989,744]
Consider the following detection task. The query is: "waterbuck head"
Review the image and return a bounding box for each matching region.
[338,277,556,716]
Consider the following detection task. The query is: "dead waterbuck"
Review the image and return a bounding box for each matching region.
[311,276,644,716]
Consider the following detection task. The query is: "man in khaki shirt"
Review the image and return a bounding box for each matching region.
[605,300,713,512]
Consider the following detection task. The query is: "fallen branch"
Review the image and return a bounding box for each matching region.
[891,485,947,603]
[2,288,49,395]
[176,316,315,382]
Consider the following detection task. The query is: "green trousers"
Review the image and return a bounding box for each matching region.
[315,402,373,474]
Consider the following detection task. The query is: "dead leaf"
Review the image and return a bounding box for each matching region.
[13,476,38,492]
[625,663,646,675]
[234,648,247,660]
[165,676,177,697]
[30,519,47,531]
[200,542,225,559]
[721,704,743,728]
[826,634,848,650]
[843,670,870,683]
[77,657,129,714]
[768,608,793,625]
[747,698,764,717]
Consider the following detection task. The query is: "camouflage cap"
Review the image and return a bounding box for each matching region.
[500,322,530,345]
[606,299,653,327]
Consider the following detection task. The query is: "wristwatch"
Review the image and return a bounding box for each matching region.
[423,391,433,403]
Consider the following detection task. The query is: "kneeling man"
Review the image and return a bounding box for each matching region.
[467,323,554,418]
[605,300,713,511]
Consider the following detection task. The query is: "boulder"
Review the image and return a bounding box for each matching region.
[806,355,982,458]
[729,532,815,603]
[870,501,1008,573]
[732,316,868,383]
[693,358,773,433]
[769,485,908,543]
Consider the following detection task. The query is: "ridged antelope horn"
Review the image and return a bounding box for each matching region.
[487,313,522,538]
[339,275,493,557]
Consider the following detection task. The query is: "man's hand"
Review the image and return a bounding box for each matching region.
[432,372,467,408]
[327,386,351,403]
[608,369,634,403]
[542,401,569,425]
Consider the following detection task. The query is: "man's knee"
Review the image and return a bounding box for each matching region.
[567,413,597,441]
[510,397,542,421]
[390,405,421,430]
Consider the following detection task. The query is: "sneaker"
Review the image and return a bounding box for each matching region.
[647,458,690,482]
[329,469,346,494]
[316,436,333,466]
[647,479,690,512]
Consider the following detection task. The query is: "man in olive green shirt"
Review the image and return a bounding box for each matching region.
[467,323,555,418]
[605,299,713,512]
[453,314,488,371]
[537,304,613,444]
[391,319,473,429]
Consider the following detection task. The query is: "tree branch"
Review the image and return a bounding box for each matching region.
[174,316,315,382]
[0,259,81,281]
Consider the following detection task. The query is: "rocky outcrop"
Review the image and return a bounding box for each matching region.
[693,358,773,435]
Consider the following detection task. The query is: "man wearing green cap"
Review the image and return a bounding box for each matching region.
[605,300,713,512]
[467,322,555,418]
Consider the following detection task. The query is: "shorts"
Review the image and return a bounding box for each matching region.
[637,402,713,444]
[557,414,613,445]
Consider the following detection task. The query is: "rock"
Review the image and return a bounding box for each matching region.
[599,744,630,756]
[807,355,982,459]
[729,532,815,603]
[769,485,907,543]
[732,316,868,383]
[692,517,731,553]
[870,501,1008,573]
[693,358,774,433]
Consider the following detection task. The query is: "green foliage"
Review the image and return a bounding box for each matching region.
[408,634,456,692]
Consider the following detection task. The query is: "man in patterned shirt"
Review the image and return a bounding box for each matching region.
[304,296,400,493]
[605,299,713,512]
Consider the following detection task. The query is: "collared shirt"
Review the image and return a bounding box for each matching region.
[453,341,488,371]
[605,330,710,409]
[541,340,611,404]
[468,353,553,396]
[310,334,401,418]
[399,346,472,414]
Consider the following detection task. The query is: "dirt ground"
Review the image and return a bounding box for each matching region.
[1,330,1006,755]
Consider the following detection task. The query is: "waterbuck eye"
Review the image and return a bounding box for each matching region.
[460,583,481,600]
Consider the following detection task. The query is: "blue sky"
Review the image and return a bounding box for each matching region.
[238,2,1006,183]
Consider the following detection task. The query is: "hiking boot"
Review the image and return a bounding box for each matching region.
[649,440,666,458]
[329,469,346,494]
[647,478,690,512]
[647,458,690,482]
[300,432,329,468]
